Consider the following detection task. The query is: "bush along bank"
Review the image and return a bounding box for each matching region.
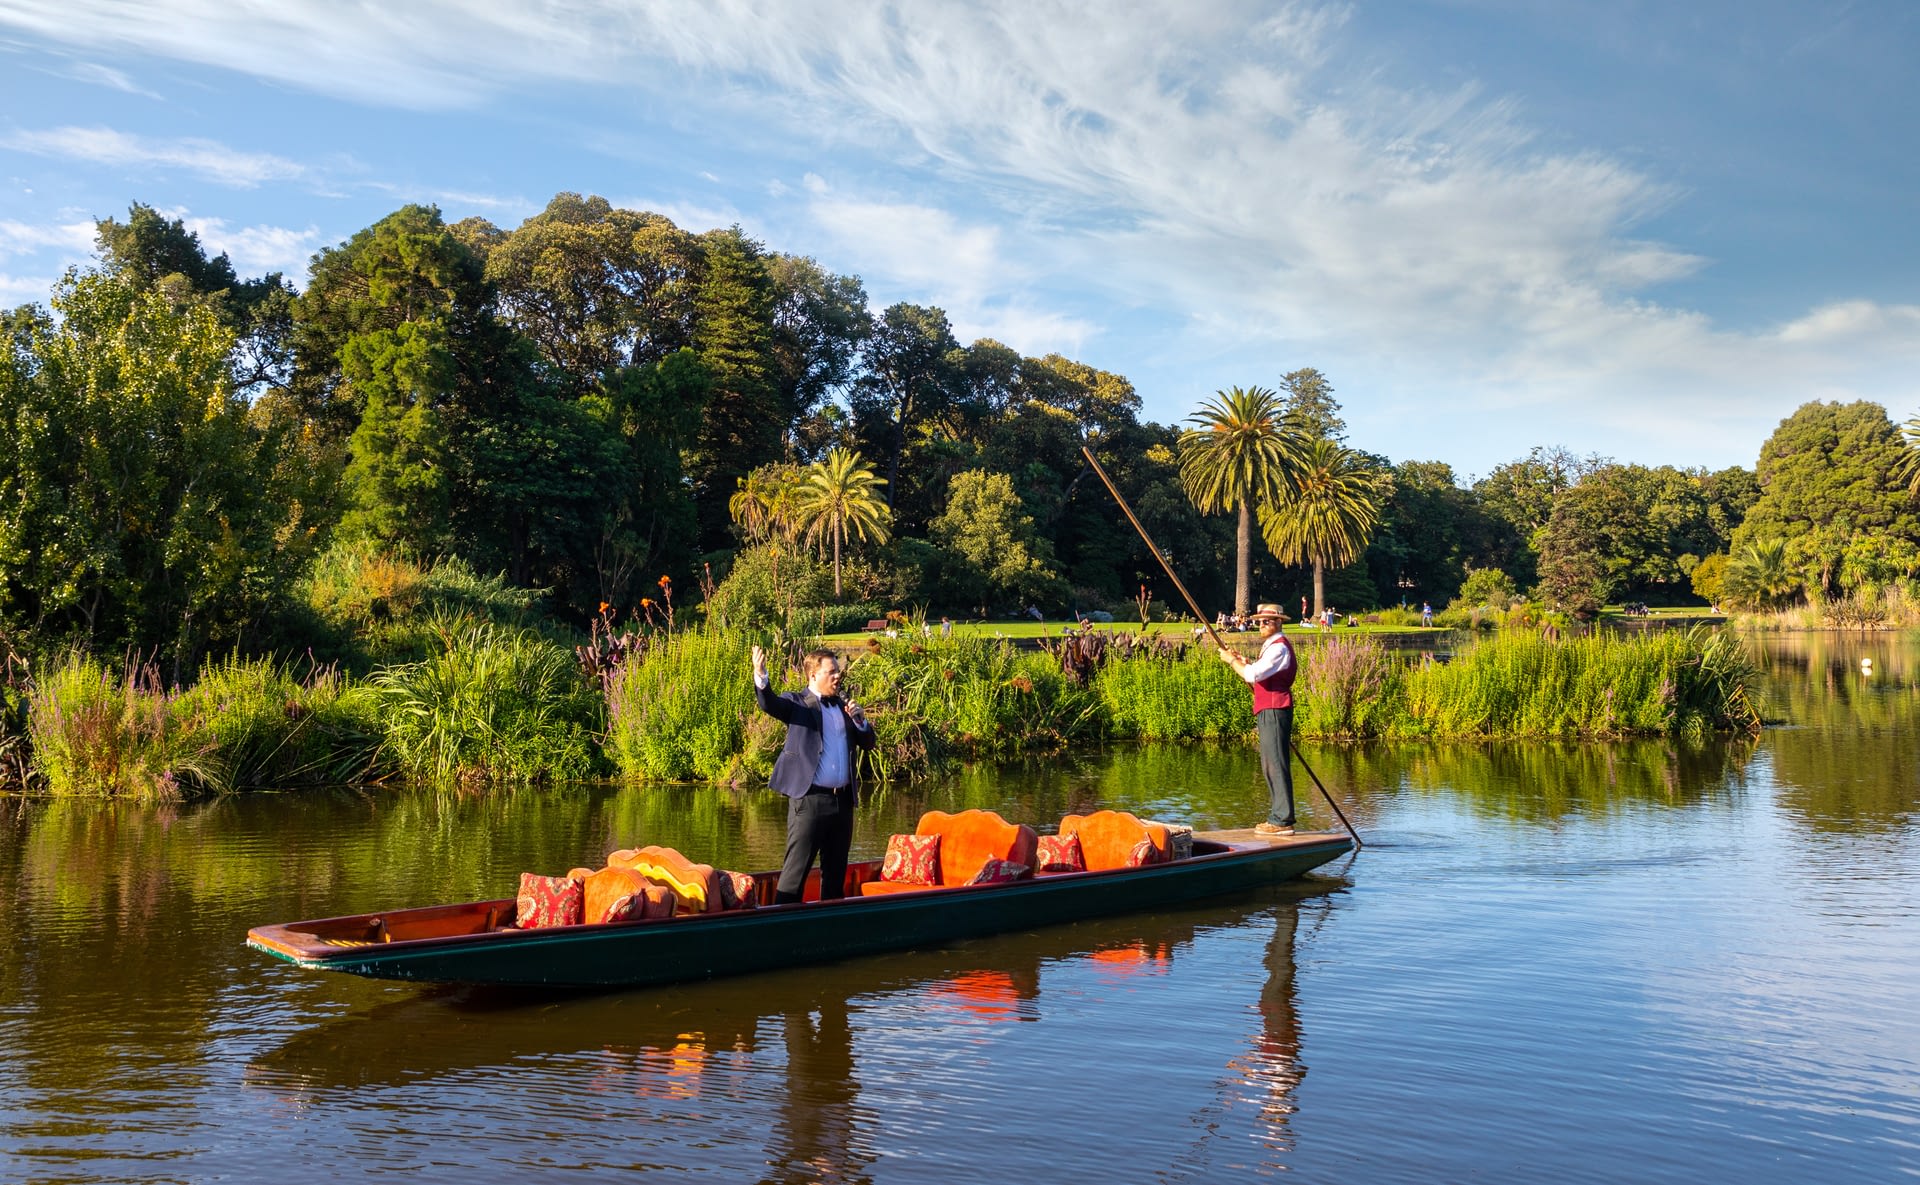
[11,623,1760,799]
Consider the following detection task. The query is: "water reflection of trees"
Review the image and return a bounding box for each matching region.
[1749,634,1920,830]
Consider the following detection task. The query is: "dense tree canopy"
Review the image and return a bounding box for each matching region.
[9,192,1909,669]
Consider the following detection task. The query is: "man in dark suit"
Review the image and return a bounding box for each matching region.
[752,645,877,903]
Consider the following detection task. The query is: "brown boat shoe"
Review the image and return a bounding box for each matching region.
[1254,822,1294,836]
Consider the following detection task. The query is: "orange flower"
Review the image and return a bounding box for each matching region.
[599,601,611,614]
[640,597,654,608]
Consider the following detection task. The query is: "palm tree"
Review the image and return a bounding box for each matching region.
[793,447,892,597]
[1898,414,1920,497]
[1258,438,1386,619]
[728,463,803,545]
[1722,538,1798,610]
[1178,386,1299,615]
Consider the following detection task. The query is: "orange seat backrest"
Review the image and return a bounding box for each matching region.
[1058,810,1170,872]
[582,866,651,924]
[607,845,723,913]
[916,809,1039,886]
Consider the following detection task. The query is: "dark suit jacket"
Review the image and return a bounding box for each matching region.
[755,682,878,799]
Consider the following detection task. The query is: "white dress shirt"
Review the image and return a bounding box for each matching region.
[1237,632,1295,684]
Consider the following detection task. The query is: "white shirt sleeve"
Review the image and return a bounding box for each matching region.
[754,671,769,690]
[1238,636,1294,683]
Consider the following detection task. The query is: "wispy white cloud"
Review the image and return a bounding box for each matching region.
[2,1,1912,464]
[0,218,94,257]
[175,214,324,278]
[801,177,1094,355]
[62,60,162,99]
[0,271,61,305]
[1,125,311,187]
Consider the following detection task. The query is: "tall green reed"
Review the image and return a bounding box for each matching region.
[370,623,602,784]
[26,655,215,799]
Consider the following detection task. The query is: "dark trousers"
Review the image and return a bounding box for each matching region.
[1257,707,1296,827]
[776,786,856,902]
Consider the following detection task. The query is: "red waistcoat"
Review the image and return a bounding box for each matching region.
[1252,635,1296,712]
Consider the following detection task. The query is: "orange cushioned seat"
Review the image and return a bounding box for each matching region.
[607,845,738,914]
[1057,810,1170,871]
[860,809,1037,896]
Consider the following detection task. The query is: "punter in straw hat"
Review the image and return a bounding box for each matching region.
[1217,602,1297,836]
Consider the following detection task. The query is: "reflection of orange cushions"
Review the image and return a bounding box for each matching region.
[1035,833,1085,875]
[881,833,941,884]
[516,873,583,928]
[966,858,1029,885]
[915,809,1039,886]
[1058,810,1171,872]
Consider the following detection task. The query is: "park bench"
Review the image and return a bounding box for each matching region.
[862,619,889,632]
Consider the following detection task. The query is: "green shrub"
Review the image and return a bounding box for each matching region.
[26,656,215,799]
[1295,635,1408,738]
[370,624,602,784]
[175,656,385,789]
[847,634,1102,775]
[605,628,757,781]
[1097,648,1247,740]
[295,542,546,669]
[1402,626,1758,739]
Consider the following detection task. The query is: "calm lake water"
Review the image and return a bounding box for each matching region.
[2,634,1917,1183]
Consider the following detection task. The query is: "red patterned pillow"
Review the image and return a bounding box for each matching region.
[1036,833,1086,874]
[966,858,1030,885]
[718,869,759,910]
[516,872,584,928]
[880,833,941,884]
[1125,838,1165,868]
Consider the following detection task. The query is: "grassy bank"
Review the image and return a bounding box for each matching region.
[11,622,1759,799]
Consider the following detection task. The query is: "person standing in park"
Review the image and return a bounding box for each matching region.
[1421,601,1434,627]
[1217,603,1297,836]
[752,646,877,903]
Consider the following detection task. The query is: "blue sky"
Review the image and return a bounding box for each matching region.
[2,0,1915,479]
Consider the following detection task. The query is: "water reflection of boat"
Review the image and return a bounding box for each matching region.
[244,887,1337,1096]
[247,828,1352,988]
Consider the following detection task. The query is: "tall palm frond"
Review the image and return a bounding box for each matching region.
[729,463,804,545]
[1258,437,1386,618]
[1898,414,1920,497]
[1722,537,1798,610]
[1178,385,1300,614]
[793,447,892,597]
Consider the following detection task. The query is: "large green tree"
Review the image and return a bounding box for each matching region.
[1179,386,1298,615]
[0,270,304,666]
[1258,438,1386,618]
[1730,400,1920,599]
[851,303,961,527]
[930,470,1061,614]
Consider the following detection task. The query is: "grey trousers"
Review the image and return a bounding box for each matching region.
[1256,707,1296,827]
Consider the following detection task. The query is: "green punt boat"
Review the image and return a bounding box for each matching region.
[246,827,1353,988]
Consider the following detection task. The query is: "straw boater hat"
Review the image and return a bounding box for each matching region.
[1248,603,1290,623]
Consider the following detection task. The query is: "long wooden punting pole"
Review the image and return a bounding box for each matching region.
[1079,445,1364,849]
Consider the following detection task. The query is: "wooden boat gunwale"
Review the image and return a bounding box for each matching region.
[247,828,1353,985]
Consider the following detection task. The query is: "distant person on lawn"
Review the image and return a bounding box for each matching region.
[1217,603,1297,837]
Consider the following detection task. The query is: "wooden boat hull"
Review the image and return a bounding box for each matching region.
[247,829,1352,988]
